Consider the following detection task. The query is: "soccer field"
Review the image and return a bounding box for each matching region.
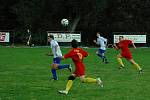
[0,47,150,100]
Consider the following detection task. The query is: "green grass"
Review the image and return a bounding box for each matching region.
[0,47,150,100]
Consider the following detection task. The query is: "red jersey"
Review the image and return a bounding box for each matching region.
[118,40,133,59]
[64,48,88,76]
[118,40,132,52]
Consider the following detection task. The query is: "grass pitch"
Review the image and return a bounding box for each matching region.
[0,47,150,100]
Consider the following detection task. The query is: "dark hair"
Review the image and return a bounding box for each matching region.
[71,39,78,48]
[48,35,54,39]
[119,36,124,39]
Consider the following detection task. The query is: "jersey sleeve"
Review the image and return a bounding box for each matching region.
[101,37,107,42]
[51,40,58,47]
[53,41,58,47]
[116,43,120,49]
[126,40,132,44]
[64,50,73,59]
[80,48,88,57]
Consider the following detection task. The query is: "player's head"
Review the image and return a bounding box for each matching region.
[119,36,124,41]
[48,35,54,42]
[71,39,78,48]
[96,32,100,37]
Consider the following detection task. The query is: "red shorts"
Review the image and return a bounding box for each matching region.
[73,63,85,77]
[121,52,132,60]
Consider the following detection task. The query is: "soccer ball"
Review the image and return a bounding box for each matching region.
[61,19,69,26]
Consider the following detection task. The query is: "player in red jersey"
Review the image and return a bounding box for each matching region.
[58,39,103,94]
[113,36,142,73]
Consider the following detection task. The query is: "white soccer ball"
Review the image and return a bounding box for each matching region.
[61,19,69,26]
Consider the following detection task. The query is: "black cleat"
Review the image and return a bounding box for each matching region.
[118,66,124,69]
[105,61,109,64]
[139,69,143,74]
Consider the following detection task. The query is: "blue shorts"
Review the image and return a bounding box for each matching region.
[98,49,106,54]
[53,57,61,64]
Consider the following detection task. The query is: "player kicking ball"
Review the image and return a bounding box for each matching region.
[113,36,143,73]
[48,35,72,80]
[58,39,103,95]
[93,32,108,64]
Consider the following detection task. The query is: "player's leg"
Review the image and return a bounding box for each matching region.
[101,50,108,63]
[56,57,72,72]
[80,76,103,87]
[101,52,105,62]
[96,49,103,59]
[51,63,58,80]
[51,58,61,80]
[58,74,76,94]
[97,49,108,63]
[128,59,142,73]
[117,54,124,69]
[58,64,72,72]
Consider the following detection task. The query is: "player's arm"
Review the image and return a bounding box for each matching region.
[55,45,60,56]
[57,50,72,60]
[62,50,72,60]
[57,54,66,60]
[55,45,59,52]
[80,49,88,57]
[54,41,62,57]
[128,40,136,49]
[103,38,108,46]
[93,38,99,45]
[131,42,136,49]
[27,34,31,45]
[113,44,119,50]
[59,56,65,60]
[107,44,113,48]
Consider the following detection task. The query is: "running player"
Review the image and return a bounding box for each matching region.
[93,32,108,63]
[58,39,103,95]
[48,35,72,80]
[113,36,143,73]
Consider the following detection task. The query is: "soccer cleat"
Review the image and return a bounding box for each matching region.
[58,90,68,95]
[68,64,72,72]
[139,69,143,74]
[51,77,58,81]
[97,78,103,87]
[105,61,109,64]
[118,65,124,69]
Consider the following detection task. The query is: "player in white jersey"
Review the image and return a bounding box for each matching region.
[93,32,108,63]
[48,35,72,80]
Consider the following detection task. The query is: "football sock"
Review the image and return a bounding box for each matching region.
[51,69,57,80]
[58,64,70,69]
[133,63,142,70]
[65,80,73,91]
[82,78,97,83]
[117,58,124,67]
[97,54,107,62]
[105,58,108,62]
[103,56,108,62]
[97,53,102,58]
[102,56,105,62]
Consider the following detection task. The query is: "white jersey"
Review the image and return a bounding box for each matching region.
[97,36,107,50]
[50,40,62,58]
